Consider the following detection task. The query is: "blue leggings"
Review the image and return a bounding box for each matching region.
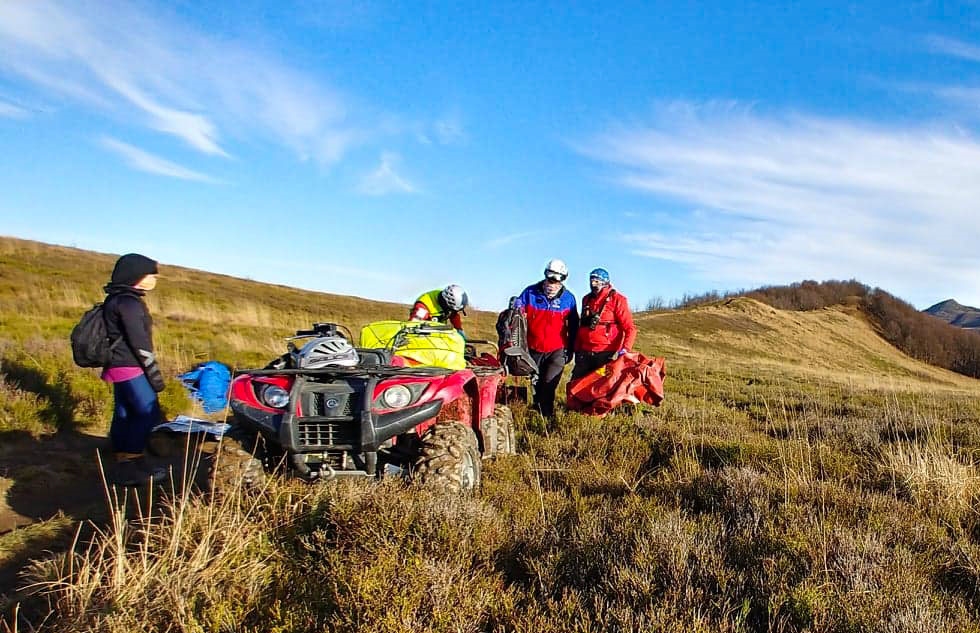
[110,374,162,454]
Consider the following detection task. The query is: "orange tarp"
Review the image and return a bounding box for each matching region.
[566,352,666,416]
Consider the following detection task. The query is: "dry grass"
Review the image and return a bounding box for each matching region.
[15,472,289,632]
[883,440,980,512]
[4,237,980,631]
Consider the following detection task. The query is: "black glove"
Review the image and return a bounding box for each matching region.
[146,364,166,393]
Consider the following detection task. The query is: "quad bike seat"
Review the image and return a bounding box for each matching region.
[355,348,393,367]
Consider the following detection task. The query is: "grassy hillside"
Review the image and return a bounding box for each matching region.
[4,237,980,632]
[639,297,979,387]
[679,279,980,379]
[0,236,500,432]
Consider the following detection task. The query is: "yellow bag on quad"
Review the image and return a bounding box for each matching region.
[359,320,466,370]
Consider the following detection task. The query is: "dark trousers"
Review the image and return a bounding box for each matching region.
[110,374,162,454]
[571,350,616,381]
[530,348,567,418]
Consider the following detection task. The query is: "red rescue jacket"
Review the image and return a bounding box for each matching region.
[514,282,579,354]
[574,286,636,353]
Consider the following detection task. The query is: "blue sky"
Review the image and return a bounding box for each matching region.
[3,1,980,311]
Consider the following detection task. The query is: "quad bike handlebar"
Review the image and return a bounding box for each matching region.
[288,322,354,342]
[464,338,498,357]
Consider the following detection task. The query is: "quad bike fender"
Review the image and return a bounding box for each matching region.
[422,377,483,450]
[423,370,477,411]
[371,399,443,447]
[229,397,284,437]
[475,373,503,420]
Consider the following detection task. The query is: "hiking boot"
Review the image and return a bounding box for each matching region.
[110,457,169,487]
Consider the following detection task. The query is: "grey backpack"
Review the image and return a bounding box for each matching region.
[496,298,538,377]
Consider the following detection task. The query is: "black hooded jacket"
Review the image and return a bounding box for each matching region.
[103,284,166,392]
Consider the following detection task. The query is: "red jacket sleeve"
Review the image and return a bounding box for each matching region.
[614,293,637,351]
[410,301,430,321]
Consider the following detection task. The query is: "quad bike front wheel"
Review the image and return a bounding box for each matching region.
[483,405,516,457]
[206,427,267,494]
[413,421,481,492]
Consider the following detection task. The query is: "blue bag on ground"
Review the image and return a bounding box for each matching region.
[179,361,232,413]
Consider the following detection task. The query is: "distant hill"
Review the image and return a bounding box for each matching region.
[671,280,980,379]
[923,299,980,329]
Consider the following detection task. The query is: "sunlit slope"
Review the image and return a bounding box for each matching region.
[0,236,499,369]
[3,235,976,393]
[635,297,979,391]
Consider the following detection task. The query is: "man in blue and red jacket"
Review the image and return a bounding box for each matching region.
[513,258,579,418]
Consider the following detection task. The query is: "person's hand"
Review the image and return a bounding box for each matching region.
[148,372,167,393]
[143,359,167,392]
[616,348,628,359]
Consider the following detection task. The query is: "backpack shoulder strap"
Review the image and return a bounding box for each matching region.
[100,295,125,351]
[592,289,617,319]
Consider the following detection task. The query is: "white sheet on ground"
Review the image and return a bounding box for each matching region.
[156,415,231,437]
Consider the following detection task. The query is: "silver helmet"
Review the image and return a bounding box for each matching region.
[440,284,469,311]
[297,335,358,368]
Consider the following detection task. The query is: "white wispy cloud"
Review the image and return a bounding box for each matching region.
[101,75,228,157]
[484,230,549,250]
[0,99,27,118]
[101,137,220,183]
[415,111,467,146]
[904,35,980,125]
[0,0,403,165]
[579,103,980,305]
[358,152,417,195]
[923,34,980,63]
[433,112,467,145]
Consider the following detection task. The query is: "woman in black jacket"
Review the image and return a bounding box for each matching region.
[102,253,168,486]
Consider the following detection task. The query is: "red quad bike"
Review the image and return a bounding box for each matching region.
[208,323,516,493]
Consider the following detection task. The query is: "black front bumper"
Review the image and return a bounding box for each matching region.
[282,398,442,453]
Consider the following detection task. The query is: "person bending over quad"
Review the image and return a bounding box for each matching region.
[410,284,469,336]
[571,267,637,381]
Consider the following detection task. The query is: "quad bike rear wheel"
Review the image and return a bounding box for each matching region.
[206,427,266,494]
[413,421,481,492]
[483,405,516,457]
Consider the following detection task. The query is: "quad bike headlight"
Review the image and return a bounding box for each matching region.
[261,385,290,409]
[380,385,413,409]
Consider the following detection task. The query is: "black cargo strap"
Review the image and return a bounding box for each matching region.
[584,289,617,323]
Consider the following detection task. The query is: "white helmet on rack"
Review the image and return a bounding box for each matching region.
[298,335,359,368]
[440,284,469,312]
[544,258,568,282]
